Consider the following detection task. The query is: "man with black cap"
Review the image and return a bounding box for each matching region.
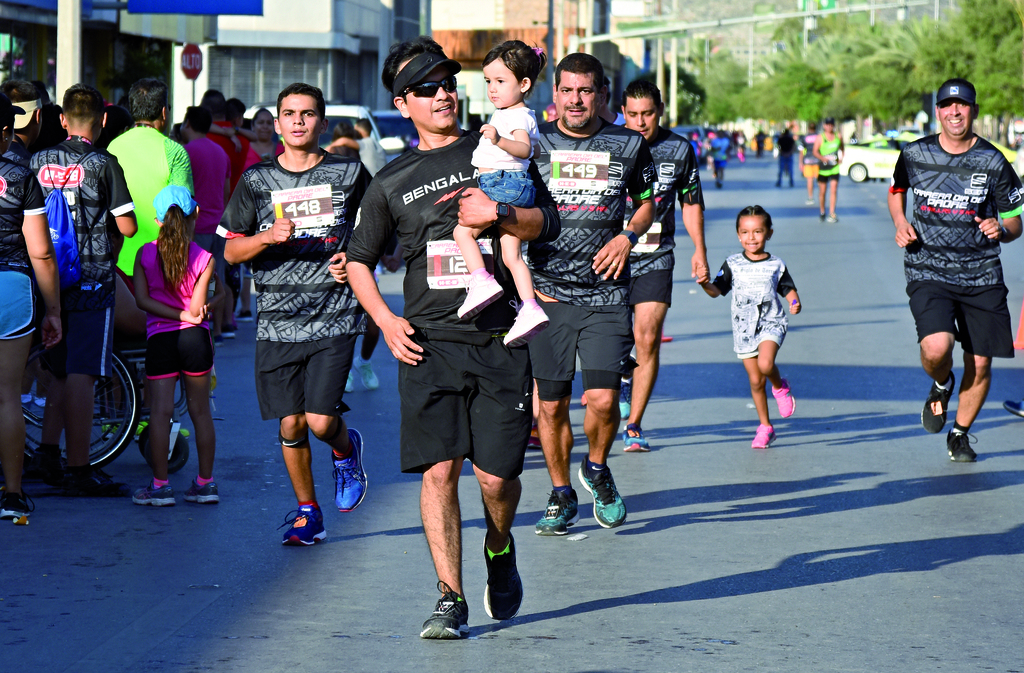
[812,116,843,222]
[344,36,560,639]
[888,77,1023,462]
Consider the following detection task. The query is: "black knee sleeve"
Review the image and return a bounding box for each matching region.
[536,378,573,401]
[279,433,309,448]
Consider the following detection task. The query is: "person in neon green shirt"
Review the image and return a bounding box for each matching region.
[812,117,843,223]
[109,78,193,276]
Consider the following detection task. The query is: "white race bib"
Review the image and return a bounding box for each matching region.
[271,184,335,237]
[548,150,610,192]
[426,239,495,290]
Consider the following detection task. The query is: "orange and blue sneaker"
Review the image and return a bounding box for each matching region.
[622,423,650,452]
[280,504,326,546]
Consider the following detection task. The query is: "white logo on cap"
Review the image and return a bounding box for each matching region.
[950,86,960,95]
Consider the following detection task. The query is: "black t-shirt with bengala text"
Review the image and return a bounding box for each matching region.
[529,119,656,306]
[30,139,134,312]
[346,130,560,338]
[218,152,371,343]
[628,127,703,276]
[0,157,46,275]
[891,134,1023,287]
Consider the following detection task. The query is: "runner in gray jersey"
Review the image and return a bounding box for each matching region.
[888,78,1022,462]
[529,52,655,536]
[619,79,707,452]
[221,83,371,545]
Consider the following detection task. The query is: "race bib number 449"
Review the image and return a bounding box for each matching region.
[426,240,494,289]
[549,150,610,191]
[272,184,336,235]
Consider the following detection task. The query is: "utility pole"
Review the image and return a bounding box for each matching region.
[56,0,81,103]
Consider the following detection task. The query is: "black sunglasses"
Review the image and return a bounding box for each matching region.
[404,76,457,98]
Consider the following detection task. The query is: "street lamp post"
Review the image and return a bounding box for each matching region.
[57,0,82,103]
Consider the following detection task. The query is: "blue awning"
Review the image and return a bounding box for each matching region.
[127,0,262,15]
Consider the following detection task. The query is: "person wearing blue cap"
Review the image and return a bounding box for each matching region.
[130,185,218,505]
[889,77,1023,463]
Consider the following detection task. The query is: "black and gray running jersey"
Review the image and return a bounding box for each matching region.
[530,120,656,306]
[891,135,1023,286]
[0,157,46,275]
[30,139,134,312]
[628,127,704,276]
[347,131,560,336]
[218,152,371,342]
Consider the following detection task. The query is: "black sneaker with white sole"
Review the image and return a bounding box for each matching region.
[0,490,34,519]
[483,534,523,620]
[947,431,977,463]
[922,373,955,434]
[420,581,469,639]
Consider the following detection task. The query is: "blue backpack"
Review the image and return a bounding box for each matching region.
[45,187,81,290]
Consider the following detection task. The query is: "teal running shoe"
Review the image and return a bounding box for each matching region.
[577,460,626,528]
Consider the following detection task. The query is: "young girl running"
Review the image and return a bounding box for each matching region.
[132,186,218,506]
[456,40,549,347]
[700,205,801,449]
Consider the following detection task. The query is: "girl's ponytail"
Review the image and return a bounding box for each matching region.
[157,205,192,290]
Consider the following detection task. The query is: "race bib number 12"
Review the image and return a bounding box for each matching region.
[426,239,494,289]
[629,220,662,254]
[549,150,610,191]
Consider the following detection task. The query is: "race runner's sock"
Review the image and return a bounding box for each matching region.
[553,485,573,497]
[952,422,970,436]
[584,459,608,478]
[196,475,214,487]
[152,478,169,489]
[936,375,952,390]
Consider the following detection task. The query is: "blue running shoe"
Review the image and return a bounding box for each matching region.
[280,504,326,546]
[622,423,650,452]
[333,428,367,512]
[619,378,632,418]
[577,460,627,528]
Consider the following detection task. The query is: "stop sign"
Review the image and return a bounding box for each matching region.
[181,44,203,80]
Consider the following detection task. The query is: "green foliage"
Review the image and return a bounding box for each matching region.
[699,0,1024,123]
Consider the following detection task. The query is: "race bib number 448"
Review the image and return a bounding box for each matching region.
[426,240,494,289]
[549,150,610,192]
[272,184,336,236]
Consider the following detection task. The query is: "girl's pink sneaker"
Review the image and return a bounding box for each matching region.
[772,379,795,418]
[752,424,775,449]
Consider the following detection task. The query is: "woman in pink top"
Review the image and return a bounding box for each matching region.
[132,186,218,507]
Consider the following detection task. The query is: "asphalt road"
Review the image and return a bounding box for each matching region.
[4,153,1023,673]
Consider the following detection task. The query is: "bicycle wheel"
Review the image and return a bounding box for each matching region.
[23,350,139,469]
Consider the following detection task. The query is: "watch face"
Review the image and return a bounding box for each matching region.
[497,203,510,218]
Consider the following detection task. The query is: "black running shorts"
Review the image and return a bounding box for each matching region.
[629,268,674,306]
[529,302,634,399]
[43,307,115,378]
[399,331,531,479]
[255,335,355,421]
[907,280,1013,358]
[146,327,214,379]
